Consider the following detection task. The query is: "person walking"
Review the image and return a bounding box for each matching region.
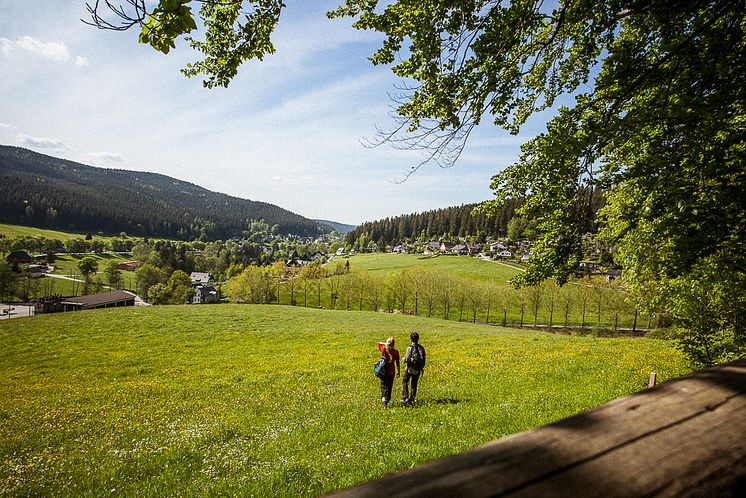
[377,337,400,408]
[402,331,426,404]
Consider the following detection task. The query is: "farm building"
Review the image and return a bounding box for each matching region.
[119,261,141,271]
[60,290,136,311]
[5,250,33,271]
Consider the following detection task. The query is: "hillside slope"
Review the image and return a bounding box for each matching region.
[0,305,688,496]
[0,146,320,239]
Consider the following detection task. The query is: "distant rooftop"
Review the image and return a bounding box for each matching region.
[62,290,136,308]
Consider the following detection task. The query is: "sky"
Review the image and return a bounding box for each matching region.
[0,1,551,226]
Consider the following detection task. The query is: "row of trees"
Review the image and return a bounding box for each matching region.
[0,234,136,259]
[227,264,643,333]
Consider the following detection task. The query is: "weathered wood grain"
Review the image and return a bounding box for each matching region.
[327,360,746,497]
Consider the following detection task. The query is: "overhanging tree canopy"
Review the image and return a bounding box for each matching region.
[87,0,745,363]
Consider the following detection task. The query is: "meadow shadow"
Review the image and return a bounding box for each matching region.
[425,397,469,406]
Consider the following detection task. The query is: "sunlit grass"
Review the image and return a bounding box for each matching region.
[0,305,688,496]
[343,253,520,283]
[0,223,95,242]
[50,253,132,275]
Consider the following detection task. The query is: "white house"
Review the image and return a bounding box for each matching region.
[192,285,219,304]
[490,241,507,252]
[190,272,213,285]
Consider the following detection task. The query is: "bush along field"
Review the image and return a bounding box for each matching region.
[0,305,689,496]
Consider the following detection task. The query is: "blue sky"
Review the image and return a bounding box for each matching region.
[0,1,548,226]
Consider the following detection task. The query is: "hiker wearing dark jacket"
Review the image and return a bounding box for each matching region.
[402,331,426,404]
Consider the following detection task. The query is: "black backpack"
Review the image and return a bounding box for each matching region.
[409,344,425,370]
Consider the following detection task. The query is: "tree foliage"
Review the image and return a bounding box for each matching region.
[339,0,746,363]
[85,0,284,88]
[103,261,124,289]
[77,257,99,278]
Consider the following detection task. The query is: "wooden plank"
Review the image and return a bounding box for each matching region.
[327,360,746,497]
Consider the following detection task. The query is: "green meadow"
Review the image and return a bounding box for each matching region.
[50,253,133,276]
[0,223,87,242]
[0,305,688,496]
[0,223,113,242]
[341,253,521,283]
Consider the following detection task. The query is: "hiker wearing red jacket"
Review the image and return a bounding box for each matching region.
[377,337,400,408]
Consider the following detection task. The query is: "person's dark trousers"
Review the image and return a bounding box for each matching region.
[401,370,420,402]
[380,374,395,405]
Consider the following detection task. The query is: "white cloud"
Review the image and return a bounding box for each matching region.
[90,151,123,163]
[1,35,70,61]
[0,35,89,67]
[16,133,68,151]
[0,123,13,129]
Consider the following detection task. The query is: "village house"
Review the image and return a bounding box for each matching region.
[5,250,33,271]
[496,249,513,259]
[189,272,219,304]
[192,284,219,304]
[606,268,623,282]
[466,244,481,255]
[440,242,456,253]
[285,258,311,267]
[577,261,598,276]
[450,244,469,255]
[189,272,213,285]
[422,241,440,255]
[490,241,507,252]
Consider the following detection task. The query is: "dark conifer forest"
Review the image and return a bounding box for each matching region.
[345,189,605,249]
[0,146,320,240]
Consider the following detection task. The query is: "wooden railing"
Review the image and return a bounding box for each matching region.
[328,359,746,497]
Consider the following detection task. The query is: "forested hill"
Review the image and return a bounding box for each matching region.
[315,219,356,234]
[346,190,605,249]
[345,202,522,248]
[0,146,321,240]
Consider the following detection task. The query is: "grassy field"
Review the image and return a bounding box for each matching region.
[0,305,689,496]
[342,253,521,284]
[50,253,133,275]
[0,223,106,242]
